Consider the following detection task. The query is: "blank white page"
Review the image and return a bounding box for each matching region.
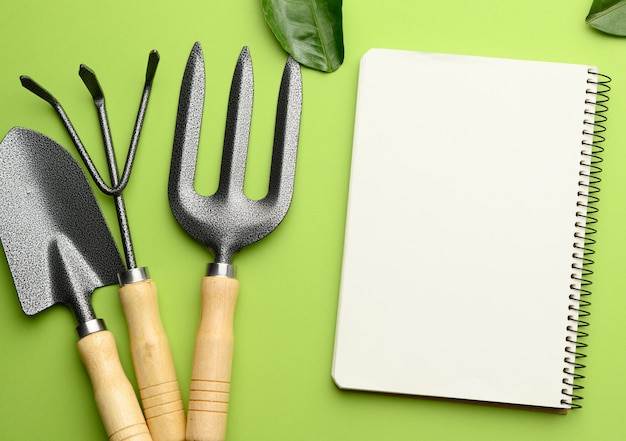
[332,49,597,410]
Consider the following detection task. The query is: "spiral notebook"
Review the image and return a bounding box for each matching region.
[331,49,610,412]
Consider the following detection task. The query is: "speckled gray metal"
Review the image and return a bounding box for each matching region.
[169,42,302,264]
[20,50,160,271]
[0,127,125,325]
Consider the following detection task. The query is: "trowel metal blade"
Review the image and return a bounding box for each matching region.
[0,127,124,321]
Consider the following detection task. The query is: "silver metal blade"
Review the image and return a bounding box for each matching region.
[0,127,124,323]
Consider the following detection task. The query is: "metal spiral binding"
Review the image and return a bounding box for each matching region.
[561,70,611,409]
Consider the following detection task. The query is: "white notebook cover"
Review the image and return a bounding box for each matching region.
[332,49,599,410]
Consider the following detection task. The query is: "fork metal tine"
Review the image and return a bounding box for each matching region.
[267,56,302,206]
[170,42,205,206]
[218,46,254,196]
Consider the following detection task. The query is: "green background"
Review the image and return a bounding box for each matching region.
[1,0,625,439]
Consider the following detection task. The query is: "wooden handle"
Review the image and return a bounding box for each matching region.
[186,276,239,441]
[119,279,186,441]
[77,330,152,441]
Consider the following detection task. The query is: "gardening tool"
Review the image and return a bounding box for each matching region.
[0,127,152,441]
[20,51,186,441]
[169,42,302,441]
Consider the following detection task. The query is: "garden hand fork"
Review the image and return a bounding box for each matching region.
[169,42,302,441]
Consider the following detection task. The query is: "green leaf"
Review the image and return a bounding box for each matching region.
[586,0,626,36]
[261,0,344,73]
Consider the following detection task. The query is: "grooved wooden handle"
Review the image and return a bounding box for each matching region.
[77,330,152,441]
[119,279,186,441]
[186,276,239,441]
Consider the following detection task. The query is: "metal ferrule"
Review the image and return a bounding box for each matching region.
[118,267,150,287]
[207,262,236,278]
[76,318,107,339]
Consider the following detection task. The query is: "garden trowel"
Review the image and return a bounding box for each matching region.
[0,127,152,441]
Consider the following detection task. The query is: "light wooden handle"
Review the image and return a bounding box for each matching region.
[119,279,186,441]
[186,276,239,441]
[77,330,152,441]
